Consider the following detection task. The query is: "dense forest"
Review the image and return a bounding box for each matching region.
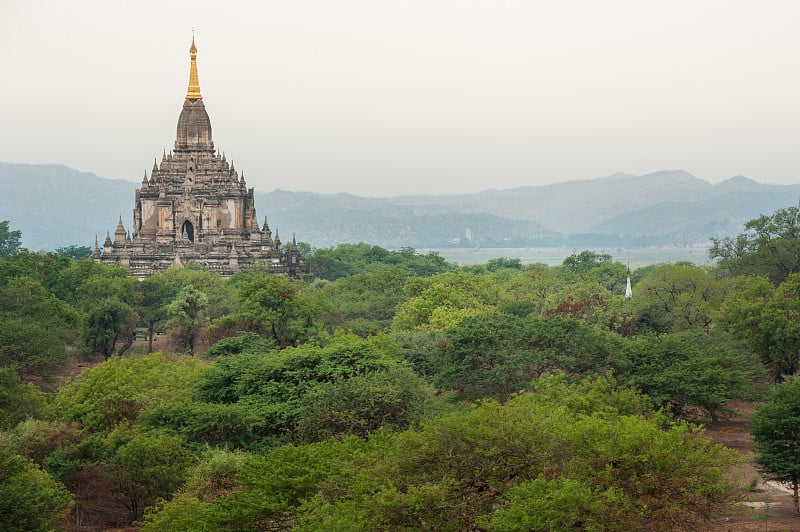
[1,205,800,530]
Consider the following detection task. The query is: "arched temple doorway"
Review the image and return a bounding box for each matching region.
[181,220,194,243]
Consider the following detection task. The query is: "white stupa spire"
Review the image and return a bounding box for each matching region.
[624,263,633,299]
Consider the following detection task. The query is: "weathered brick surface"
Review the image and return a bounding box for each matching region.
[95,41,306,279]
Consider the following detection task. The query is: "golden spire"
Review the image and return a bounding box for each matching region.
[186,34,202,100]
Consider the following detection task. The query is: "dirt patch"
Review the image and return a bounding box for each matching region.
[705,401,800,531]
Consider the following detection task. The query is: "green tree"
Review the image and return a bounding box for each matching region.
[308,243,451,280]
[0,368,46,429]
[236,273,320,347]
[0,446,73,531]
[82,298,139,359]
[46,259,122,304]
[716,274,800,382]
[542,278,612,323]
[106,429,193,522]
[295,376,736,531]
[77,271,140,310]
[751,377,800,515]
[157,265,236,320]
[147,335,414,450]
[479,477,627,531]
[710,204,800,285]
[629,263,722,333]
[615,331,759,422]
[561,250,613,273]
[316,267,410,335]
[0,249,71,288]
[141,376,737,531]
[437,312,619,400]
[0,318,70,379]
[393,271,495,331]
[485,256,523,271]
[491,264,565,317]
[140,439,369,531]
[48,352,207,432]
[139,275,178,353]
[0,277,77,378]
[294,366,441,443]
[166,285,209,355]
[560,250,629,294]
[54,245,92,259]
[204,332,275,357]
[0,220,22,258]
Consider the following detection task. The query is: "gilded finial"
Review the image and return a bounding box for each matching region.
[186,34,202,100]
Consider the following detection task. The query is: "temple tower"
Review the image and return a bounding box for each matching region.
[96,37,307,279]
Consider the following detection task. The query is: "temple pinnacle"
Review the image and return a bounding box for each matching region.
[186,35,202,100]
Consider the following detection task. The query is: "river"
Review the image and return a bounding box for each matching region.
[420,247,713,268]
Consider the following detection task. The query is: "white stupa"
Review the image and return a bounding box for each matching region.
[624,264,632,299]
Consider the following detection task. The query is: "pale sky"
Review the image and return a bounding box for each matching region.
[2,1,799,196]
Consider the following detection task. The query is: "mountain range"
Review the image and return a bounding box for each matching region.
[1,163,799,251]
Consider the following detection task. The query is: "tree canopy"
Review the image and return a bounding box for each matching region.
[0,220,22,258]
[751,377,800,515]
[0,238,794,529]
[710,204,800,285]
[142,376,737,531]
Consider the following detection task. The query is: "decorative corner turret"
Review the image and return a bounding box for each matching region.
[261,215,272,240]
[285,232,306,273]
[114,215,127,245]
[92,235,101,258]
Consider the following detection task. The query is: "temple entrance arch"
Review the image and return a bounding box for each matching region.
[181,220,194,243]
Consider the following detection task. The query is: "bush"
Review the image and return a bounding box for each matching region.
[0,446,72,531]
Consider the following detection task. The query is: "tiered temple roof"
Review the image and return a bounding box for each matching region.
[95,37,306,279]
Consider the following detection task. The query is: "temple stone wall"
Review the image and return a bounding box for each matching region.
[94,38,307,280]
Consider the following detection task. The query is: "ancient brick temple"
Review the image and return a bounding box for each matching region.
[94,37,307,279]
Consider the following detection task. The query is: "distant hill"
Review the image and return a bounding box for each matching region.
[0,163,553,251]
[256,190,557,249]
[390,170,715,233]
[389,170,800,242]
[2,163,798,251]
[0,164,138,251]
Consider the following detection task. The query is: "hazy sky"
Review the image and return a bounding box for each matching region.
[2,1,800,196]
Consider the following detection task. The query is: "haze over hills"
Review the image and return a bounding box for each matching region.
[390,170,800,236]
[0,164,138,251]
[1,163,799,252]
